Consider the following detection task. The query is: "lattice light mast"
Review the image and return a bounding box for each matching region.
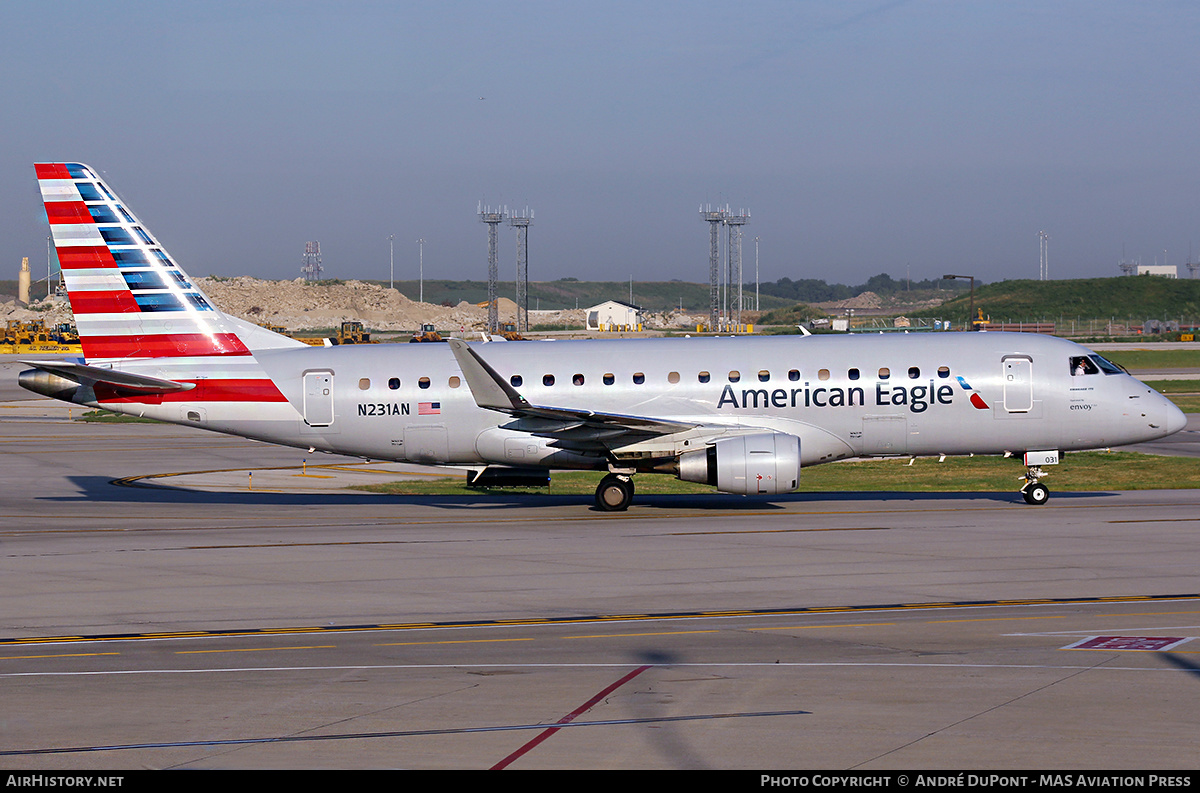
[509,209,533,332]
[1038,231,1049,280]
[417,238,425,304]
[725,210,750,326]
[301,241,323,282]
[479,204,505,333]
[700,206,728,330]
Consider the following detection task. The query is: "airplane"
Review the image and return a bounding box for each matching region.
[20,163,1189,511]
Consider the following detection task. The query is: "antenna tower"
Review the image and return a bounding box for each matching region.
[1038,231,1049,280]
[725,210,750,326]
[700,206,728,330]
[301,241,323,282]
[479,204,505,333]
[509,208,533,332]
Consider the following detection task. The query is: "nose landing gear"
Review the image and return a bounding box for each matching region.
[1020,466,1050,505]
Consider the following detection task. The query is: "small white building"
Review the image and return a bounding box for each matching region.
[1135,265,1178,278]
[586,300,643,331]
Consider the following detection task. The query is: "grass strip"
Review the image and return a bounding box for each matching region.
[352,451,1200,497]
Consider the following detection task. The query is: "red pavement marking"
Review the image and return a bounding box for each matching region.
[490,664,653,770]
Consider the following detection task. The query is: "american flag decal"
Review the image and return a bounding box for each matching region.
[418,402,441,415]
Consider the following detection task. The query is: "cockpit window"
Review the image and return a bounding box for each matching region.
[1070,356,1098,376]
[1090,355,1124,375]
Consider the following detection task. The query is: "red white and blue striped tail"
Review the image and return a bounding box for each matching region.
[35,162,300,363]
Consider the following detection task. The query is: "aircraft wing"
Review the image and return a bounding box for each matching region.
[21,360,196,395]
[447,338,695,441]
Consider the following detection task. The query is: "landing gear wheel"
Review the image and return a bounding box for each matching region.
[595,474,634,512]
[1022,482,1050,505]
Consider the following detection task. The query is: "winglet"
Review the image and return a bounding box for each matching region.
[447,338,529,413]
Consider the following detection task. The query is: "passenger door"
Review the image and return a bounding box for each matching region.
[303,372,334,426]
[1002,355,1033,413]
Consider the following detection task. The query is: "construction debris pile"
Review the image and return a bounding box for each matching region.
[197,277,511,332]
[2,277,707,334]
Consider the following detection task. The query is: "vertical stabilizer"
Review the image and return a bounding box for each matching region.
[36,162,301,363]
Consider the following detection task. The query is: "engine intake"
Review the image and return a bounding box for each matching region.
[678,432,801,495]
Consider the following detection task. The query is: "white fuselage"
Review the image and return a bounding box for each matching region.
[96,332,1184,473]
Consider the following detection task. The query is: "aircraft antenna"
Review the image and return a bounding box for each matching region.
[479,205,506,333]
[509,208,533,332]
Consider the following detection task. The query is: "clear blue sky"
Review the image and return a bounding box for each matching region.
[5,1,1199,287]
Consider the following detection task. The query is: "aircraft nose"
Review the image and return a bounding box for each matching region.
[1165,398,1188,436]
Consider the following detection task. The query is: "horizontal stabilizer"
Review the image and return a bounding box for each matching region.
[21,360,196,394]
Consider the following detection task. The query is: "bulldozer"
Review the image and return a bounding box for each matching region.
[334,320,371,344]
[410,323,444,343]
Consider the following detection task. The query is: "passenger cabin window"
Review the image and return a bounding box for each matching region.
[758,370,770,382]
[510,375,523,387]
[908,367,920,379]
[603,373,615,385]
[1071,356,1099,376]
[698,371,710,383]
[878,367,890,380]
[573,374,585,386]
[728,371,741,383]
[848,368,860,381]
[633,372,645,385]
[788,370,800,381]
[818,369,830,381]
[449,376,461,388]
[358,378,370,391]
[388,377,401,390]
[418,377,431,389]
[668,371,680,384]
[543,374,555,386]
[937,366,950,378]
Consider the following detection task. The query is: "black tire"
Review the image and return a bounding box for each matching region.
[595,474,634,512]
[1022,483,1050,505]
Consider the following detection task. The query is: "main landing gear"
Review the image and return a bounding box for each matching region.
[1020,466,1050,505]
[595,473,634,512]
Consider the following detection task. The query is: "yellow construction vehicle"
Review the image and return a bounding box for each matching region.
[0,320,83,354]
[276,321,375,346]
[335,321,371,344]
[410,323,445,343]
[498,323,528,341]
[971,308,991,331]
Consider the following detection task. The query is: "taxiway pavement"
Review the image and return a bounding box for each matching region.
[1,356,1198,769]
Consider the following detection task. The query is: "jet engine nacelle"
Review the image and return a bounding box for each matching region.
[18,368,85,402]
[678,432,801,495]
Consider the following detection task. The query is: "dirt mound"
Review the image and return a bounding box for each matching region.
[7,277,701,334]
[196,277,496,331]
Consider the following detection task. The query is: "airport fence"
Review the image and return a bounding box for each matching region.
[840,316,1199,338]
[988,317,1200,338]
